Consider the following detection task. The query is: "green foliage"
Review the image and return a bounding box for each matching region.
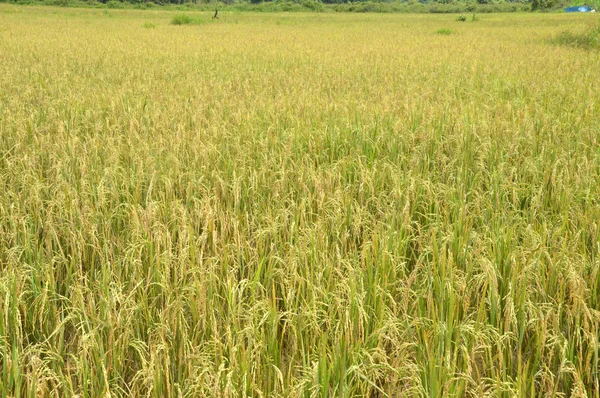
[552,24,600,49]
[106,0,126,8]
[301,0,324,11]
[456,14,467,20]
[171,13,194,24]
[143,21,157,27]
[531,0,558,11]
[0,0,536,11]
[436,27,453,34]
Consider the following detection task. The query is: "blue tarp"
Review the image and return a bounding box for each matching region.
[565,5,592,11]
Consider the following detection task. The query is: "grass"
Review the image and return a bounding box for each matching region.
[0,5,599,397]
[171,13,198,25]
[552,23,600,49]
[436,28,453,34]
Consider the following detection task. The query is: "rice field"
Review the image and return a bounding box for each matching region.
[0,5,599,397]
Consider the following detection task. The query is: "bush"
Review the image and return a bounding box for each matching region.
[302,0,324,11]
[106,0,126,8]
[171,14,194,24]
[456,14,467,20]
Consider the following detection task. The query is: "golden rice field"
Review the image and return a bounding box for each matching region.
[0,5,599,397]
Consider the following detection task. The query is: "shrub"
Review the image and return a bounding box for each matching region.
[106,0,125,8]
[171,14,194,25]
[436,28,453,35]
[302,0,324,11]
[456,14,467,21]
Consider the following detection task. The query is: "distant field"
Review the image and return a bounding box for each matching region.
[0,5,599,397]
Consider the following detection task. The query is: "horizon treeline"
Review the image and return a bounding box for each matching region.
[0,0,586,12]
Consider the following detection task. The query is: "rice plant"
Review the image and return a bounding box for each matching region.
[0,6,599,397]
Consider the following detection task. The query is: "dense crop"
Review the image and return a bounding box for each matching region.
[0,6,599,397]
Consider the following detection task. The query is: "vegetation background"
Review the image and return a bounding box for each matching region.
[1,4,599,397]
[3,0,600,19]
